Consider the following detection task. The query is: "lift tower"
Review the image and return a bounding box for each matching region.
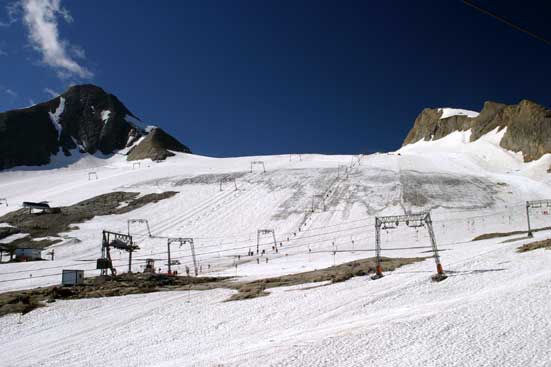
[374,212,445,280]
[167,237,198,276]
[525,199,551,238]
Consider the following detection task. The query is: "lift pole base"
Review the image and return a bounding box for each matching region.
[431,273,448,282]
[371,264,384,280]
[371,273,384,280]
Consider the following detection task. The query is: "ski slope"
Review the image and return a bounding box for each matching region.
[1,231,550,366]
[1,129,551,366]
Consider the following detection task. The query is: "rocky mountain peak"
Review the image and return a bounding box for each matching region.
[402,99,551,162]
[0,84,191,170]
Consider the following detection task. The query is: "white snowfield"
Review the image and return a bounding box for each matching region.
[1,129,551,366]
[438,107,480,119]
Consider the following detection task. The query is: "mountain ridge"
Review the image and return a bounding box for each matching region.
[403,99,551,162]
[0,84,191,170]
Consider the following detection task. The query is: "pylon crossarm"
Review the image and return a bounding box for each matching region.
[376,213,429,225]
[527,199,551,208]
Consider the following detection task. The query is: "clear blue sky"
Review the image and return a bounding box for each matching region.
[1,1,549,156]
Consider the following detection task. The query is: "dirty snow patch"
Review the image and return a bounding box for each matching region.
[32,236,62,242]
[0,233,29,244]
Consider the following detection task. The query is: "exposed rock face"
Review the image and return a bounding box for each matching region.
[127,127,191,161]
[0,99,63,169]
[0,84,191,170]
[402,100,551,161]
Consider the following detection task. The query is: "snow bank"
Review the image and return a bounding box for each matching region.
[0,233,29,244]
[101,110,111,125]
[48,97,65,139]
[438,107,479,119]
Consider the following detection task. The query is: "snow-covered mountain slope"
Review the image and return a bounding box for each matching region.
[1,128,551,289]
[2,233,550,367]
[1,130,551,366]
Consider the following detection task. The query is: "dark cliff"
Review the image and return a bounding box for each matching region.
[0,84,191,169]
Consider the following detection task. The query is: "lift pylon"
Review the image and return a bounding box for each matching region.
[374,212,445,281]
[257,229,277,255]
[97,230,138,276]
[311,194,326,212]
[525,199,551,237]
[250,161,266,173]
[167,237,198,276]
[338,165,349,179]
[127,219,152,237]
[219,177,238,191]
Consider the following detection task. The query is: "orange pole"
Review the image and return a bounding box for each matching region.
[436,263,444,274]
[376,264,383,276]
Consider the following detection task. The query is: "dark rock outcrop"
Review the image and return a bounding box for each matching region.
[402,100,551,162]
[0,84,191,170]
[127,127,191,161]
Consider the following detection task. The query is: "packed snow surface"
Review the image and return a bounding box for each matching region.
[1,131,551,366]
[438,107,479,119]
